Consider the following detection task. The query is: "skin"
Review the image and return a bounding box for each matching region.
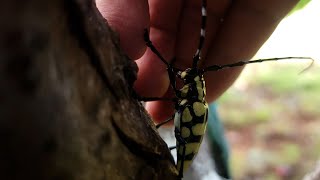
[96,0,300,123]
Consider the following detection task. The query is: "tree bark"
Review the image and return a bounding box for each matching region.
[0,0,177,179]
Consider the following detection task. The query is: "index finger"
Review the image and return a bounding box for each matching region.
[134,0,184,97]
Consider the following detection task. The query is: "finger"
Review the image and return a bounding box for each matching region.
[142,0,231,122]
[175,0,231,69]
[204,0,300,102]
[143,0,231,121]
[134,0,183,97]
[96,0,149,59]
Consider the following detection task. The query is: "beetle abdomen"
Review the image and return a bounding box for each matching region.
[175,100,208,172]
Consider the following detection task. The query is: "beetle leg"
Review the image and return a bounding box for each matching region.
[156,114,175,129]
[175,127,187,178]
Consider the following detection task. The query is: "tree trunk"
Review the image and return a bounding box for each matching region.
[0,0,177,179]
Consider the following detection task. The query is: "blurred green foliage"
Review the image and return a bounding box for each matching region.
[288,0,312,16]
[219,63,320,125]
[218,63,320,179]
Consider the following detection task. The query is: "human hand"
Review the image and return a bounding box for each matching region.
[97,0,300,123]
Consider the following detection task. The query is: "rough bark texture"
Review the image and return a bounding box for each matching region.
[0,0,178,179]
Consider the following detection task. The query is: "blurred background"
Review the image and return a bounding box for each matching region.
[218,0,320,179]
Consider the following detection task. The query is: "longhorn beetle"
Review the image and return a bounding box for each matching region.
[142,0,313,178]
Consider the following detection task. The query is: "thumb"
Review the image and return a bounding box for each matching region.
[96,0,149,59]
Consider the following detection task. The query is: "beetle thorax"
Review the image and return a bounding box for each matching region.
[179,68,206,102]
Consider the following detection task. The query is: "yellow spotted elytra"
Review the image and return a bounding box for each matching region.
[142,0,313,178]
